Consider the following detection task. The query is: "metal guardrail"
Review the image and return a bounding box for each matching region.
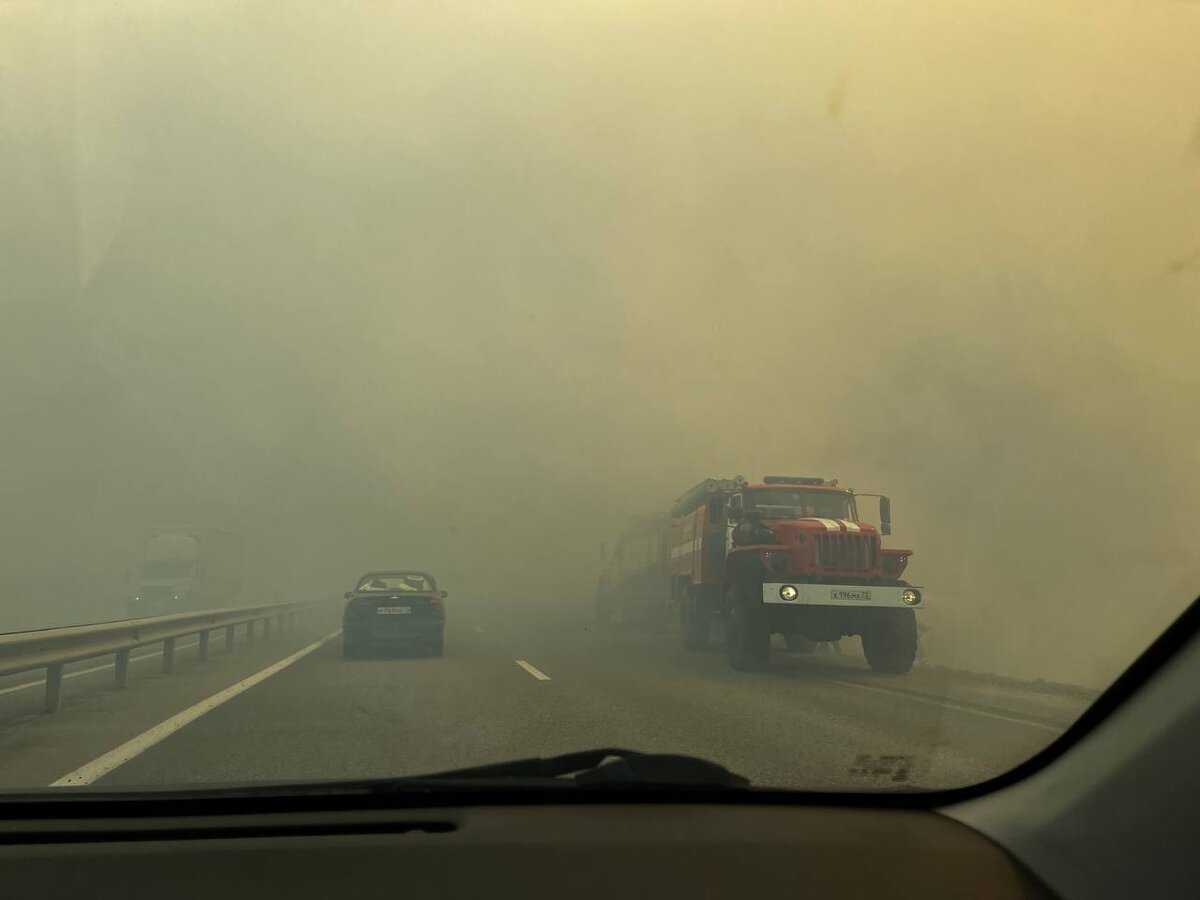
[0,601,318,714]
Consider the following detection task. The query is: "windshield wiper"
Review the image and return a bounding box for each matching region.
[384,748,750,789]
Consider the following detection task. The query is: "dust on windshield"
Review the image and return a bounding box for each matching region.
[0,0,1196,794]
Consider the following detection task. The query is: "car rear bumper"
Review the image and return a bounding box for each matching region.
[343,620,445,645]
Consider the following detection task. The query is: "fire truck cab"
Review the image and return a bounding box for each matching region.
[668,476,923,674]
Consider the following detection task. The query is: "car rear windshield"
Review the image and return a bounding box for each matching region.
[357,575,435,592]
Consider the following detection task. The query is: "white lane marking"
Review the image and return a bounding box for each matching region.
[49,630,341,787]
[0,639,201,697]
[825,678,1065,733]
[515,660,551,681]
[472,625,485,635]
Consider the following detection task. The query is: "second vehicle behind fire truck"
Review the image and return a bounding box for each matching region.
[597,476,924,674]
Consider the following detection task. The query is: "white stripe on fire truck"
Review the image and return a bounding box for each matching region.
[813,518,842,531]
[839,520,861,533]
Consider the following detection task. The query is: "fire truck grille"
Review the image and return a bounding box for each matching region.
[814,533,877,571]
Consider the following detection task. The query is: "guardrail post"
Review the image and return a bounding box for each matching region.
[45,664,64,713]
[1,604,316,715]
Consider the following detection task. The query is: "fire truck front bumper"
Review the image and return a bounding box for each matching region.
[761,582,924,609]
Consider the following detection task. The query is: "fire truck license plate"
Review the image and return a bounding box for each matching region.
[377,607,412,615]
[830,589,871,602]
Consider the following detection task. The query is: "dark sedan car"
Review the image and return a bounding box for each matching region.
[342,571,447,658]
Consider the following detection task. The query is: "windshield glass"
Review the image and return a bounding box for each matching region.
[746,490,852,520]
[0,0,1196,797]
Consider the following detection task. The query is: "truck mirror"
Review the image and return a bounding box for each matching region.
[879,496,892,535]
[439,590,449,599]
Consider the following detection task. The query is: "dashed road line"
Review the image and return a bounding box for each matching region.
[824,678,1065,733]
[515,660,551,681]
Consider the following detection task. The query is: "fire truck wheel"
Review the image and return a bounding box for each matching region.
[861,608,917,674]
[681,589,710,650]
[784,634,818,654]
[725,585,770,671]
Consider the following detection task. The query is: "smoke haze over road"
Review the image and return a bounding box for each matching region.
[2,0,1197,685]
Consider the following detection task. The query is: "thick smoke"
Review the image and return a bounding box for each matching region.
[1,0,1197,683]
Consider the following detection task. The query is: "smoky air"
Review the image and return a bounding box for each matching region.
[0,0,1196,690]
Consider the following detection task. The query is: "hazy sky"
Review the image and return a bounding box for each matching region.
[2,0,1197,681]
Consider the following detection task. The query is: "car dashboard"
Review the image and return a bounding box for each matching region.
[0,801,1048,899]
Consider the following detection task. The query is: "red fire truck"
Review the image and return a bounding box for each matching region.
[594,513,670,631]
[667,475,923,673]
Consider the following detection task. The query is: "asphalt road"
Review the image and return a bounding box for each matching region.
[0,601,1093,793]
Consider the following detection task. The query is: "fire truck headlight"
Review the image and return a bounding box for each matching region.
[779,585,799,601]
[902,588,921,606]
